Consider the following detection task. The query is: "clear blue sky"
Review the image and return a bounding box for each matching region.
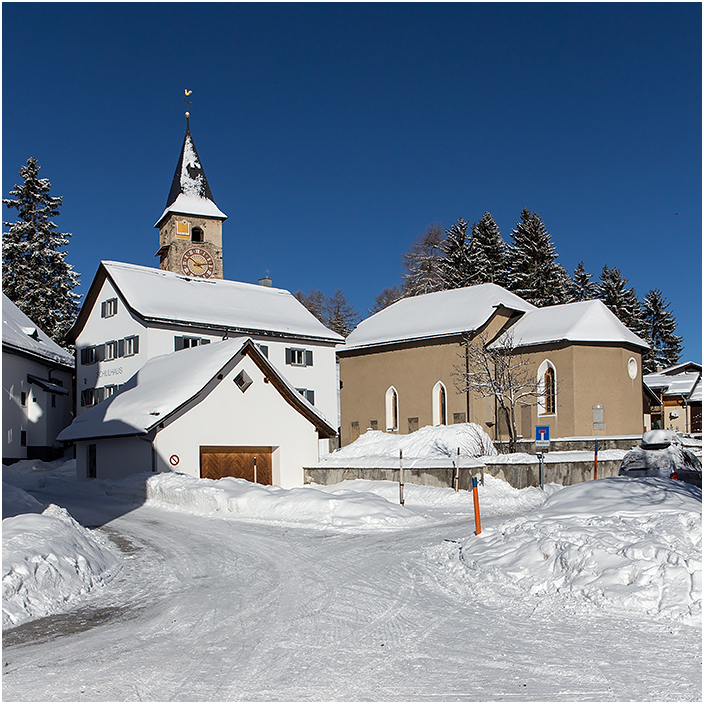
[3,3,701,361]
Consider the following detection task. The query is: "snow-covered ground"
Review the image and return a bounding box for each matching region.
[2,458,702,701]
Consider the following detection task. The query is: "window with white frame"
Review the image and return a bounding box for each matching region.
[104,340,118,361]
[537,360,557,416]
[286,348,313,367]
[101,298,118,318]
[296,388,315,405]
[385,386,399,431]
[175,336,211,351]
[432,381,448,426]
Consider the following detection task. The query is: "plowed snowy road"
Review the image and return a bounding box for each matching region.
[3,499,701,702]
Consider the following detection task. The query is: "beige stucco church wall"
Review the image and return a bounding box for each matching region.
[339,335,644,446]
[518,343,644,439]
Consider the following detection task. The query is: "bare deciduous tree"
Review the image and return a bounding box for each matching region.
[453,331,542,452]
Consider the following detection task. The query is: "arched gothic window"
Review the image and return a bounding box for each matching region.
[385,386,399,431]
[432,381,447,426]
[538,360,557,416]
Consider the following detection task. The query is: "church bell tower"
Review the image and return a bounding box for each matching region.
[154,112,227,279]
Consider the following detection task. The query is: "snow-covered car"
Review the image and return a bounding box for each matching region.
[618,430,702,487]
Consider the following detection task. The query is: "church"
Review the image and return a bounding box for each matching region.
[66,116,343,478]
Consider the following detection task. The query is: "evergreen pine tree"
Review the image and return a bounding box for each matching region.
[597,265,647,339]
[324,289,360,338]
[571,261,598,302]
[3,157,81,345]
[641,289,682,373]
[439,217,473,289]
[507,208,572,306]
[401,224,446,296]
[469,212,508,286]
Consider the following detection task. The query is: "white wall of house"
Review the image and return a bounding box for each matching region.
[75,278,147,413]
[75,436,153,481]
[153,354,323,488]
[2,351,73,462]
[75,278,339,436]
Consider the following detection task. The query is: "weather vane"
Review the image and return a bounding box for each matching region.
[184,88,192,115]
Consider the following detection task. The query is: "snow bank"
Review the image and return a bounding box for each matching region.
[459,477,702,622]
[316,475,559,519]
[315,424,496,469]
[145,472,427,531]
[2,504,120,629]
[3,482,45,518]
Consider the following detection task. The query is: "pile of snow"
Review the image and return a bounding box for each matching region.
[3,503,120,629]
[145,472,426,531]
[315,475,558,520]
[457,477,702,622]
[314,424,496,469]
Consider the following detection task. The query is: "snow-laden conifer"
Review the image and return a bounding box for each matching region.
[324,289,360,338]
[571,261,598,302]
[401,224,446,296]
[439,217,473,289]
[469,212,508,286]
[641,289,682,373]
[507,208,572,306]
[3,157,81,345]
[597,265,647,339]
[368,284,404,315]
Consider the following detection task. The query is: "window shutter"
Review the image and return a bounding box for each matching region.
[118,339,125,357]
[101,301,106,318]
[305,350,313,367]
[133,336,139,354]
[96,344,105,362]
[285,348,293,365]
[175,336,185,351]
[80,348,88,365]
[80,390,87,407]
[201,338,210,345]
[305,389,315,405]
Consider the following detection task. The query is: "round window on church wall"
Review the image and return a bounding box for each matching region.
[627,357,638,380]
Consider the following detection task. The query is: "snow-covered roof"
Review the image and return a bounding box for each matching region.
[490,299,649,350]
[58,337,336,442]
[689,379,702,403]
[2,294,74,368]
[69,261,344,343]
[656,361,702,376]
[644,370,701,398]
[154,124,227,228]
[343,284,536,351]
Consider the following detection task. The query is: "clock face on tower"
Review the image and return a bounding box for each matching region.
[181,247,215,278]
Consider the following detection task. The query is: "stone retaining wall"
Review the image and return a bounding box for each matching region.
[483,459,622,490]
[305,458,624,491]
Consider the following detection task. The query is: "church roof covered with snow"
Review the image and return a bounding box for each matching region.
[68,261,344,344]
[58,337,336,441]
[2,294,74,368]
[490,299,649,350]
[343,284,536,350]
[154,121,227,229]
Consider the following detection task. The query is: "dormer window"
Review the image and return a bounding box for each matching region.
[191,226,204,243]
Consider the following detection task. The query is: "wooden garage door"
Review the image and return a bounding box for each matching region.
[200,446,273,485]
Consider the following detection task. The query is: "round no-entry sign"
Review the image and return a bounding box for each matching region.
[169,455,180,466]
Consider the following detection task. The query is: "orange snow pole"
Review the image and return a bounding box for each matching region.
[472,476,481,535]
[399,449,405,506]
[593,439,598,481]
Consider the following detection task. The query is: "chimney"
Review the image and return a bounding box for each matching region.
[258,276,273,287]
